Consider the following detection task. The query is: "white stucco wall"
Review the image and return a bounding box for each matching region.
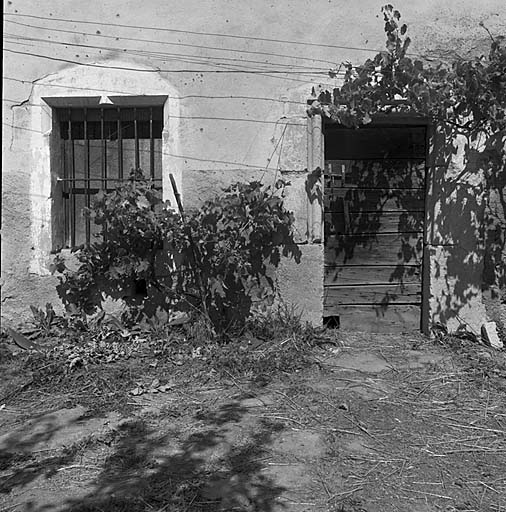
[2,0,505,329]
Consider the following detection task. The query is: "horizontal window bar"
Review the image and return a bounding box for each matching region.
[56,106,164,122]
[57,177,162,182]
[60,120,163,140]
[63,186,162,196]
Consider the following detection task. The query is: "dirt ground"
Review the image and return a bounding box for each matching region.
[1,331,505,512]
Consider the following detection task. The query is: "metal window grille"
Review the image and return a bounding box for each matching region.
[57,106,163,248]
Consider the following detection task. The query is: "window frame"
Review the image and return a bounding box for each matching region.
[43,96,167,249]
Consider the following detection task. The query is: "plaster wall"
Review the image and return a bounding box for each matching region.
[2,0,505,329]
[483,163,506,335]
[425,132,487,334]
[277,244,324,325]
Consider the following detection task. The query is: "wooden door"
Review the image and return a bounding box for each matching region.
[323,126,426,332]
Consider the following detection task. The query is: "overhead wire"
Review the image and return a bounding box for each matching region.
[3,12,347,172]
[260,123,288,183]
[2,77,335,112]
[3,11,441,78]
[3,39,289,76]
[4,12,387,54]
[2,81,314,106]
[2,122,297,172]
[2,108,306,127]
[3,15,367,87]
[3,34,338,76]
[4,19,341,69]
[3,47,342,87]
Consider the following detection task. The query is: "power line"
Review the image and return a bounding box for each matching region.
[4,33,336,74]
[2,123,296,171]
[3,46,330,74]
[262,124,288,184]
[5,19,339,68]
[176,94,307,105]
[3,32,329,72]
[3,97,308,129]
[3,48,341,86]
[2,80,312,105]
[162,153,296,172]
[3,38,308,77]
[5,76,313,100]
[4,12,386,54]
[3,48,159,72]
[3,110,305,128]
[3,76,147,95]
[2,95,306,107]
[163,116,306,126]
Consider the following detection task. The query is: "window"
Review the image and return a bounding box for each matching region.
[46,97,166,248]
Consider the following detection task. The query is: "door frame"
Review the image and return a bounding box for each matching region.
[315,114,432,333]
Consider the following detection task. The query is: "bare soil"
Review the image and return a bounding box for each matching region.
[1,331,505,512]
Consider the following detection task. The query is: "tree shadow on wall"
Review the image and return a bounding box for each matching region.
[323,152,426,316]
[325,158,424,265]
[322,124,505,329]
[426,125,506,332]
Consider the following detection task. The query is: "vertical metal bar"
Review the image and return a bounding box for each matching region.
[101,108,107,242]
[84,107,90,245]
[101,108,106,189]
[117,107,123,180]
[421,124,430,334]
[69,109,76,248]
[62,126,68,247]
[134,107,139,171]
[149,107,155,179]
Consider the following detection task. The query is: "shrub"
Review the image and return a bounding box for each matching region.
[52,170,301,334]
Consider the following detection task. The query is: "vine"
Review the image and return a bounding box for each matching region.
[310,4,506,297]
[311,5,506,136]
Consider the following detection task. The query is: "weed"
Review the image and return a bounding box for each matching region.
[204,306,323,383]
[248,303,327,346]
[29,303,57,336]
[182,315,216,346]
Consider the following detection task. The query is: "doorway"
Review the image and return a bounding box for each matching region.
[323,124,427,332]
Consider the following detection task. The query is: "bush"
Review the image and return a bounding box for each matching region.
[53,170,301,334]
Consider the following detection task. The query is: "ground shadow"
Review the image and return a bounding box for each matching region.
[0,409,92,495]
[30,398,286,511]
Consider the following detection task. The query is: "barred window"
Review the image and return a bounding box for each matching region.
[51,99,165,248]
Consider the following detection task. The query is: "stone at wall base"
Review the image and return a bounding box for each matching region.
[481,321,503,350]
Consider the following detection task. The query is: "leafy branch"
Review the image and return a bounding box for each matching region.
[310,4,506,138]
[52,171,301,334]
[310,4,506,293]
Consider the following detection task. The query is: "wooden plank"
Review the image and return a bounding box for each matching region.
[324,211,424,235]
[325,159,425,189]
[325,233,423,265]
[322,127,426,332]
[324,189,424,212]
[324,265,421,285]
[324,283,421,305]
[323,304,421,333]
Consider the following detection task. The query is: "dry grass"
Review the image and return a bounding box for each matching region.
[267,333,506,511]
[0,327,505,512]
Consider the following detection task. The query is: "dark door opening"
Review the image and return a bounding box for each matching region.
[323,123,427,332]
